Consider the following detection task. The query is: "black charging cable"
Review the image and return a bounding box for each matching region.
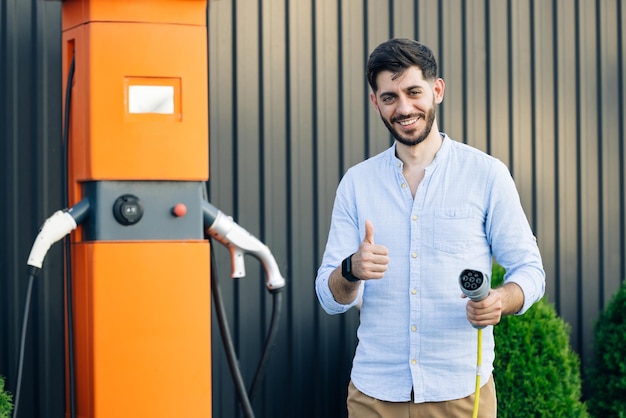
[209,241,284,418]
[11,270,36,418]
[210,244,255,418]
[247,287,283,401]
[62,50,77,418]
[11,51,77,418]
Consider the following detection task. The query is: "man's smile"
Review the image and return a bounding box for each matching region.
[395,115,423,129]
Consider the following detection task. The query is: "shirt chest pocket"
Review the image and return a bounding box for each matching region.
[433,209,477,253]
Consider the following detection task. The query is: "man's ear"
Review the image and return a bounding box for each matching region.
[433,78,445,104]
[370,92,380,113]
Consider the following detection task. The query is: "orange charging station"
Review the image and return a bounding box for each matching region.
[61,1,211,416]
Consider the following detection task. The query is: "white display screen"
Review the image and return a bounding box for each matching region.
[128,85,175,114]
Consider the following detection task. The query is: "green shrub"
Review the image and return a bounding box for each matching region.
[0,375,13,418]
[492,264,588,417]
[587,280,626,418]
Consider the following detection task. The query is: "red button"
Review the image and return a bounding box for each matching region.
[172,203,187,217]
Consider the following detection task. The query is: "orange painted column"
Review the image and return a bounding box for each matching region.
[61,0,208,185]
[60,1,211,417]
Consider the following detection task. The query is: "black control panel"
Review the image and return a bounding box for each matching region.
[81,181,204,241]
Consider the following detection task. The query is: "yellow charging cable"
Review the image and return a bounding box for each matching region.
[472,328,483,418]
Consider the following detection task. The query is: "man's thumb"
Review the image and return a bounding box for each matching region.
[364,220,375,244]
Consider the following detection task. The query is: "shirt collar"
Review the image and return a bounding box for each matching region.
[388,132,452,171]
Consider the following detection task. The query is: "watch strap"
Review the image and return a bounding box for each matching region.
[341,254,360,282]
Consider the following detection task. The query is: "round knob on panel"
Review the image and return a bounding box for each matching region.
[172,203,187,217]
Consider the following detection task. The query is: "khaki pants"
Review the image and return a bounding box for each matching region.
[347,375,497,418]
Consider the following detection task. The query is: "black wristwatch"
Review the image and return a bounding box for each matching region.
[341,254,361,283]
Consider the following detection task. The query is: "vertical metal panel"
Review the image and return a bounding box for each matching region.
[207,1,238,416]
[391,0,416,39]
[598,0,623,310]
[2,1,626,417]
[621,0,626,296]
[487,0,512,167]
[365,1,393,157]
[415,0,440,64]
[555,0,581,347]
[464,0,488,152]
[439,0,465,141]
[232,2,265,414]
[339,0,367,167]
[259,0,290,417]
[578,0,602,368]
[510,0,535,226]
[314,1,348,417]
[532,0,558,307]
[286,1,319,417]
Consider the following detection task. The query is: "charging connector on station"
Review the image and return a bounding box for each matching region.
[202,201,286,292]
[12,199,91,418]
[26,199,90,272]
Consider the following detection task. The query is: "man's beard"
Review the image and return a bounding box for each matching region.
[381,102,436,147]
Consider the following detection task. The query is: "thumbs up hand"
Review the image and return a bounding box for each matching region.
[351,220,389,280]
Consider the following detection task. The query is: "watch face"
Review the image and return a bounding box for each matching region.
[342,255,359,282]
[342,256,349,276]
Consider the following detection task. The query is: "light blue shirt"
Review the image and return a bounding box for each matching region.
[315,134,545,403]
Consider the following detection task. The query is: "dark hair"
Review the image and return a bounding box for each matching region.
[366,38,438,92]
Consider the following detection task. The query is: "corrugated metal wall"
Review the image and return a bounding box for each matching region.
[0,0,66,417]
[1,0,624,417]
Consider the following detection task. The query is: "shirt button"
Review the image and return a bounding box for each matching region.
[411,325,417,332]
[411,252,418,258]
[411,289,417,295]
[412,215,418,221]
[401,183,407,188]
[411,359,417,365]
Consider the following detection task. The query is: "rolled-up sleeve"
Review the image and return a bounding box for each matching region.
[315,267,363,314]
[486,160,546,315]
[315,173,363,314]
[507,266,545,314]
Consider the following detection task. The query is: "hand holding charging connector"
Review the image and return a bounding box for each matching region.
[459,268,490,329]
[459,268,491,418]
[202,201,286,292]
[26,199,90,272]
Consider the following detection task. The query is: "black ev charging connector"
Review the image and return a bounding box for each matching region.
[13,199,90,418]
[459,269,490,306]
[459,268,491,418]
[202,200,286,418]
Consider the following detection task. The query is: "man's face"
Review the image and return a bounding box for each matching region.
[370,67,444,147]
